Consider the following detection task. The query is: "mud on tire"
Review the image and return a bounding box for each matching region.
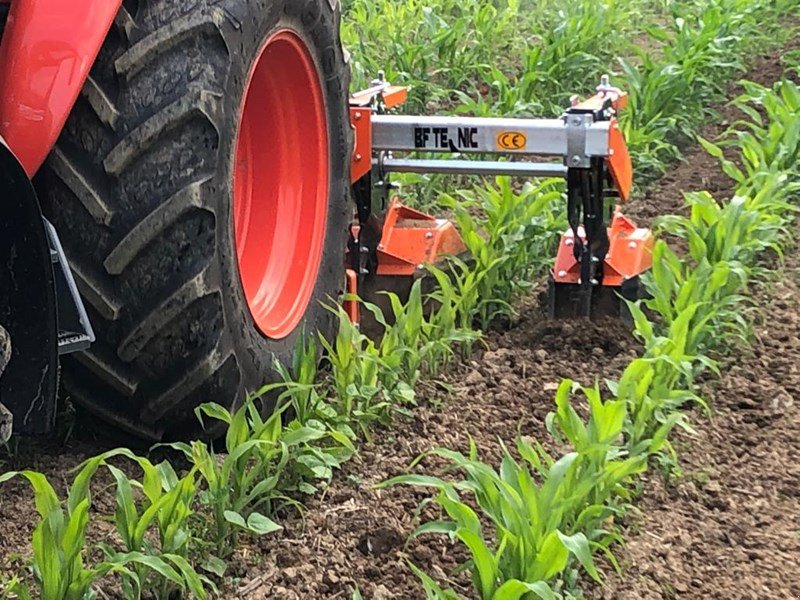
[36,0,352,440]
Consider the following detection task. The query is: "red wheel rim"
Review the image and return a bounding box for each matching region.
[233,30,329,339]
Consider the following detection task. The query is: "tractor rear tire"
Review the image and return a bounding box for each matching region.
[36,0,351,440]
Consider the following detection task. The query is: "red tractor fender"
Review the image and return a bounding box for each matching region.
[0,0,122,177]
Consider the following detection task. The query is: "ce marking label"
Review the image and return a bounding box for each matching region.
[497,131,527,151]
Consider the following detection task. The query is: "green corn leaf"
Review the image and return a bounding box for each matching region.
[246,513,283,535]
[407,562,461,600]
[456,528,497,600]
[165,554,208,600]
[557,530,600,583]
[493,580,555,600]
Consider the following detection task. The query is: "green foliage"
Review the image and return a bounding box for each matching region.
[0,452,193,600]
[168,400,291,559]
[102,458,209,598]
[382,381,645,598]
[619,0,786,180]
[441,177,565,329]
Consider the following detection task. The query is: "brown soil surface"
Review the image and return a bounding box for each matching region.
[0,42,797,600]
[225,316,639,600]
[589,253,800,600]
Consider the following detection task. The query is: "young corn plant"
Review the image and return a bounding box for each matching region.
[619,0,776,179]
[320,307,396,432]
[613,301,711,461]
[440,177,565,329]
[0,452,187,600]
[641,240,751,355]
[382,381,644,599]
[103,459,210,597]
[168,399,291,560]
[727,78,800,179]
[271,336,357,480]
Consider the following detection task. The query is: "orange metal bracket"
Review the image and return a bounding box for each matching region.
[350,107,372,183]
[607,117,633,202]
[376,198,467,276]
[349,85,409,183]
[553,210,653,288]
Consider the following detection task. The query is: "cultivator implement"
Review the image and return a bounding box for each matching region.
[348,75,654,322]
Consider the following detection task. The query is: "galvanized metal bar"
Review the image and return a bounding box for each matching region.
[377,157,568,178]
[371,115,611,157]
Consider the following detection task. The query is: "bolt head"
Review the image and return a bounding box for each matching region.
[628,241,637,249]
[377,243,385,250]
[425,231,434,239]
[571,117,582,126]
[571,155,582,166]
[558,270,567,278]
[565,239,574,247]
[354,112,362,121]
[355,154,362,162]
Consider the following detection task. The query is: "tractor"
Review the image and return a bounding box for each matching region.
[0,0,652,442]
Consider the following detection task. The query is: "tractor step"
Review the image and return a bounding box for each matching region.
[43,219,95,355]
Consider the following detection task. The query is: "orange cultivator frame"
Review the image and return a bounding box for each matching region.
[347,74,652,321]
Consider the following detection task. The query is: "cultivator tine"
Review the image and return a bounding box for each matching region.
[548,275,641,321]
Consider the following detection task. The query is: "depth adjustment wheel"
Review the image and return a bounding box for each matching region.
[37,0,351,440]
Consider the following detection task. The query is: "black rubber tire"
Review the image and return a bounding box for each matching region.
[35,0,352,440]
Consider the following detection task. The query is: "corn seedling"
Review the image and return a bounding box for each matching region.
[102,458,210,597]
[168,399,290,559]
[271,337,357,480]
[0,452,188,600]
[440,177,565,329]
[320,307,396,432]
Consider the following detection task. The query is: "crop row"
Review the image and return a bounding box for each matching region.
[0,1,797,598]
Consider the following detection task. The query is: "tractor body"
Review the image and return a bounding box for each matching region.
[0,0,107,437]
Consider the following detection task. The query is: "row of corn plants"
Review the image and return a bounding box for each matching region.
[344,0,794,208]
[405,0,797,327]
[381,75,800,599]
[0,283,483,598]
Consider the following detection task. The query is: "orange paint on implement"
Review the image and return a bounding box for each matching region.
[376,199,467,277]
[553,211,653,288]
[350,107,373,183]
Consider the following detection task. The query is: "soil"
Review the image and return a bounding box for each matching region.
[0,43,798,600]
[588,254,800,600]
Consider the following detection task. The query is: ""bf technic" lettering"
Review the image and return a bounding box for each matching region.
[414,127,479,151]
